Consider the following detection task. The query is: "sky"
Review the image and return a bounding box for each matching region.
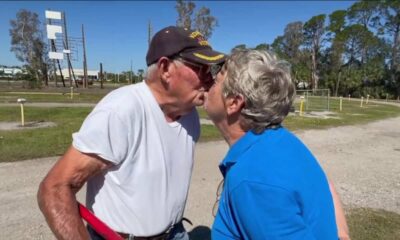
[0,1,356,73]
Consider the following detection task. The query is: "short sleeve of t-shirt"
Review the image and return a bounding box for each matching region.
[72,108,129,165]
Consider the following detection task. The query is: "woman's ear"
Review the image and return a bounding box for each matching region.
[226,94,245,116]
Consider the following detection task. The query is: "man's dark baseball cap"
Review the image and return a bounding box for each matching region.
[146,26,226,66]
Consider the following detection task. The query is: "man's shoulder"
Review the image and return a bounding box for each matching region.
[95,83,147,113]
[104,83,144,102]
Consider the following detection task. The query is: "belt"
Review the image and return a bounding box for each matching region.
[117,218,192,240]
[117,231,170,240]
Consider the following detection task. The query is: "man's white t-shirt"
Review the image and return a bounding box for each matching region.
[72,82,200,236]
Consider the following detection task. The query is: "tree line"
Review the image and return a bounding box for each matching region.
[233,1,400,99]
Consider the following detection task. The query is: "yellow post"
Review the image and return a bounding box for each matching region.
[70,87,74,99]
[366,94,370,104]
[20,104,24,126]
[299,97,304,116]
[360,97,364,107]
[339,97,343,111]
[17,98,26,126]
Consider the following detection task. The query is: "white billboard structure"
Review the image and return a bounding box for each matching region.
[45,10,91,88]
[45,10,61,20]
[45,10,65,60]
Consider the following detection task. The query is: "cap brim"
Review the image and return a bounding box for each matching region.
[181,49,226,65]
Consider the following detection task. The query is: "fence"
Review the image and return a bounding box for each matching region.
[296,89,331,112]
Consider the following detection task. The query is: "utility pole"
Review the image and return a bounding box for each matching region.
[148,20,152,46]
[100,63,103,89]
[130,60,133,84]
[62,11,73,87]
[82,24,88,88]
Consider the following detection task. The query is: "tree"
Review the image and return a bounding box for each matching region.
[283,21,305,85]
[176,0,195,29]
[283,22,304,62]
[379,0,400,96]
[137,69,144,82]
[347,0,380,29]
[9,9,49,88]
[254,43,270,51]
[327,10,347,96]
[231,44,246,52]
[332,23,387,97]
[175,0,218,39]
[347,1,380,64]
[271,21,306,86]
[303,14,326,90]
[193,7,218,40]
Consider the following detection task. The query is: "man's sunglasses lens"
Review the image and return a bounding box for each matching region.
[211,64,222,79]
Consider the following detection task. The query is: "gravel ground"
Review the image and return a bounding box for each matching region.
[0,116,399,239]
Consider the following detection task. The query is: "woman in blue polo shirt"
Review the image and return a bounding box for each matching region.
[204,48,347,240]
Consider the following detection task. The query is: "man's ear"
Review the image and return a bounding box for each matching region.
[226,94,245,116]
[158,57,172,85]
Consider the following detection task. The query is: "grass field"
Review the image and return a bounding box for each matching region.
[347,208,400,240]
[0,107,91,162]
[0,91,105,103]
[198,98,400,141]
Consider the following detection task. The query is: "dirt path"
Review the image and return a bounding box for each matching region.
[1,117,399,239]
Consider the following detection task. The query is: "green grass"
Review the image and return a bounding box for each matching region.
[348,208,400,240]
[0,107,91,162]
[287,98,400,129]
[199,124,223,142]
[198,100,400,141]
[0,92,105,103]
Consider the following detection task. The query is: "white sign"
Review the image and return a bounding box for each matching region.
[45,10,62,20]
[49,52,64,60]
[45,10,66,60]
[46,25,62,39]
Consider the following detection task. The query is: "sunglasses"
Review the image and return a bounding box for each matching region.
[175,57,222,80]
[212,179,224,217]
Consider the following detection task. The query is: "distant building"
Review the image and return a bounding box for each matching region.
[0,66,24,76]
[297,81,310,89]
[57,68,99,81]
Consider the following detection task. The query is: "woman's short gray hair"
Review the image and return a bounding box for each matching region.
[222,48,295,133]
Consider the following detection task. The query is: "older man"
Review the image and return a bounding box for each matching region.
[205,49,345,239]
[37,26,225,240]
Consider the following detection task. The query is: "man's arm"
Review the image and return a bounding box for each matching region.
[328,179,350,240]
[37,145,112,240]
